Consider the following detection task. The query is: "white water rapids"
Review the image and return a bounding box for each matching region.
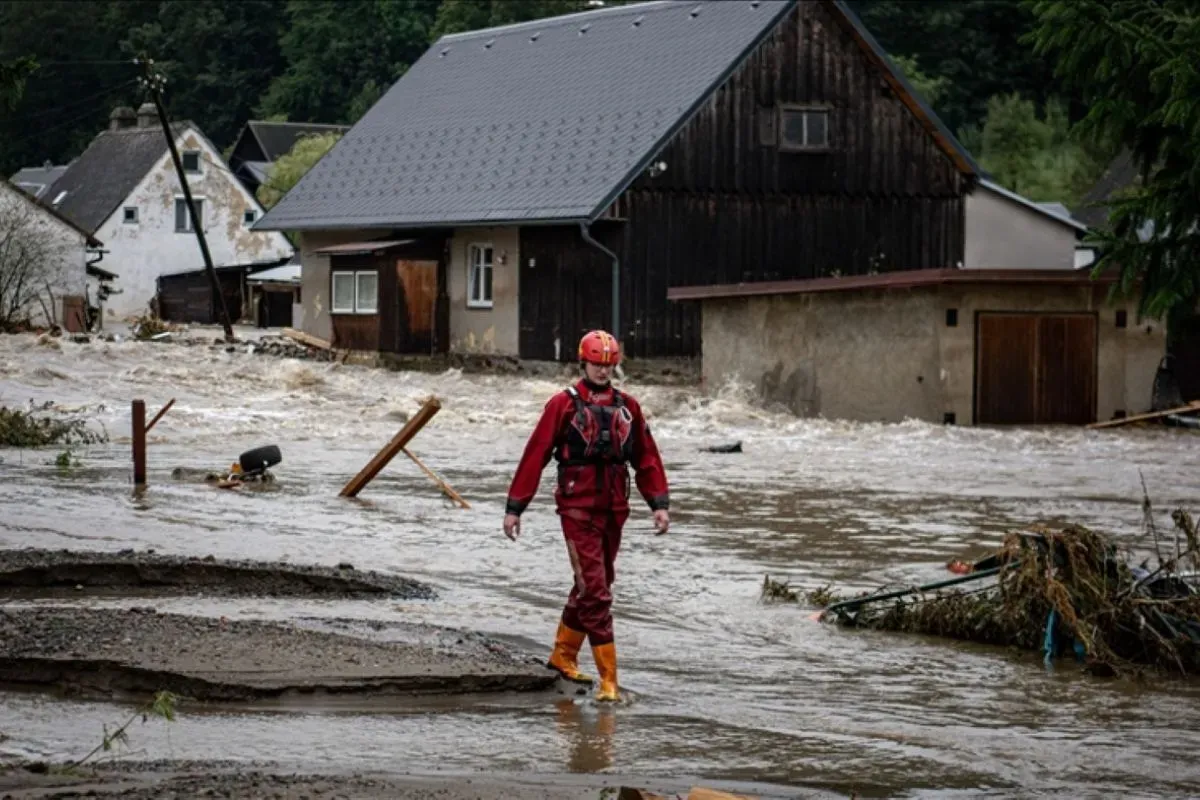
[1,330,1199,798]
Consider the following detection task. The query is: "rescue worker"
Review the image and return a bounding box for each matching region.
[503,330,670,702]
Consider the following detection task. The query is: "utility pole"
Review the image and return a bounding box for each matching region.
[135,56,234,342]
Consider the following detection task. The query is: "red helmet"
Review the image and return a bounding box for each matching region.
[578,330,621,365]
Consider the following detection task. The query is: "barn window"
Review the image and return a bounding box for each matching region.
[174,197,204,232]
[467,243,494,308]
[331,270,377,314]
[123,206,138,224]
[181,150,201,173]
[778,107,829,151]
[243,209,257,226]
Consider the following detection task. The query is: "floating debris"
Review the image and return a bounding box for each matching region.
[811,520,1200,678]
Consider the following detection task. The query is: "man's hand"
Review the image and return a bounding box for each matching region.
[653,509,670,535]
[503,513,521,541]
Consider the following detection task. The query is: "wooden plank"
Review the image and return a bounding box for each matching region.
[144,398,175,434]
[688,788,758,800]
[131,400,146,486]
[401,446,470,508]
[339,397,441,497]
[282,327,331,351]
[1087,400,1200,429]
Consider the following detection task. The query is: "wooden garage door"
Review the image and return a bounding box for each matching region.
[975,312,1097,425]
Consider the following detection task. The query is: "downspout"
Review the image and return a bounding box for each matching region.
[578,221,624,374]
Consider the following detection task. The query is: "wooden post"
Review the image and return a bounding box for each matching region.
[132,399,146,486]
[340,397,441,498]
[145,398,175,434]
[401,446,471,508]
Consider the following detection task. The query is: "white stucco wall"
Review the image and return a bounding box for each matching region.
[94,128,293,319]
[447,227,520,356]
[0,181,90,327]
[964,185,1079,270]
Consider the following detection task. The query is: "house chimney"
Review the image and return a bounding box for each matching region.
[109,106,137,131]
[136,102,159,128]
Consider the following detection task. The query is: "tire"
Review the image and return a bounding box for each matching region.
[239,444,282,474]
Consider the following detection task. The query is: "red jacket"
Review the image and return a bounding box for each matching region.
[506,379,669,516]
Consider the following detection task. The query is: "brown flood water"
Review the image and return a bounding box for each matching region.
[1,331,1199,797]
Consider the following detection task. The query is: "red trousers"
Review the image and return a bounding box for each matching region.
[559,508,628,646]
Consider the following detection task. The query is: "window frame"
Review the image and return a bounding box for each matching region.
[330,269,378,315]
[467,242,494,309]
[174,196,205,233]
[777,104,831,152]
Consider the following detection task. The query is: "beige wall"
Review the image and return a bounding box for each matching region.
[964,186,1078,270]
[700,285,1166,425]
[296,229,381,344]
[447,227,519,356]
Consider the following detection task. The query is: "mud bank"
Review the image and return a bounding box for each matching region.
[0,608,554,702]
[0,762,818,800]
[0,549,435,600]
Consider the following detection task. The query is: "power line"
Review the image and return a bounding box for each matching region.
[3,78,142,150]
[38,59,140,67]
[20,78,140,121]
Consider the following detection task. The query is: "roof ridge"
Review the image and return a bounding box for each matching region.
[248,120,349,129]
[437,0,678,43]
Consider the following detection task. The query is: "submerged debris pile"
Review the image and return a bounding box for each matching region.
[802,519,1200,678]
[130,314,180,341]
[0,403,107,447]
[252,336,335,361]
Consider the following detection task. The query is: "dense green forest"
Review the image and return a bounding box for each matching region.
[0,0,1105,202]
[1,0,1196,320]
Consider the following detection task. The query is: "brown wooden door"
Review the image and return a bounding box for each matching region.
[975,312,1097,425]
[394,259,437,354]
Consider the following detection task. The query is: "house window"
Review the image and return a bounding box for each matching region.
[243,209,257,225]
[123,206,138,224]
[778,107,829,151]
[467,244,493,308]
[181,150,201,173]
[174,198,204,232]
[331,270,378,314]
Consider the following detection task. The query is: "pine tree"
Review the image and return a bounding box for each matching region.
[1028,0,1200,323]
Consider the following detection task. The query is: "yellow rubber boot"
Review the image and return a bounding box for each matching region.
[592,642,619,702]
[547,621,593,684]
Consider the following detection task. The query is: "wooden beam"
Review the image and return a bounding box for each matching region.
[282,327,331,351]
[339,397,441,498]
[144,398,175,434]
[1087,400,1200,429]
[131,399,146,486]
[402,446,470,508]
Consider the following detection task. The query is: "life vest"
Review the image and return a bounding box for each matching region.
[555,386,635,467]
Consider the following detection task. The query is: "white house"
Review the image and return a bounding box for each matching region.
[964,178,1092,270]
[31,104,294,320]
[0,178,108,330]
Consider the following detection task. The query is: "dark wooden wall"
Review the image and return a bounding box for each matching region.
[157,269,245,325]
[329,237,449,354]
[519,0,969,361]
[519,225,617,361]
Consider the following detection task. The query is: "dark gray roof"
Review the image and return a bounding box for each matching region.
[256,0,798,231]
[247,121,350,162]
[1,179,102,246]
[43,123,190,234]
[1072,149,1141,230]
[255,0,981,232]
[10,163,70,199]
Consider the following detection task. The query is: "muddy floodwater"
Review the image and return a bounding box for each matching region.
[2,331,1199,797]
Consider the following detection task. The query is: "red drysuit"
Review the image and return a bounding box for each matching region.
[506,379,669,645]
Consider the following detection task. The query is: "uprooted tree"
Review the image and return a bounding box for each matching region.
[0,195,75,330]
